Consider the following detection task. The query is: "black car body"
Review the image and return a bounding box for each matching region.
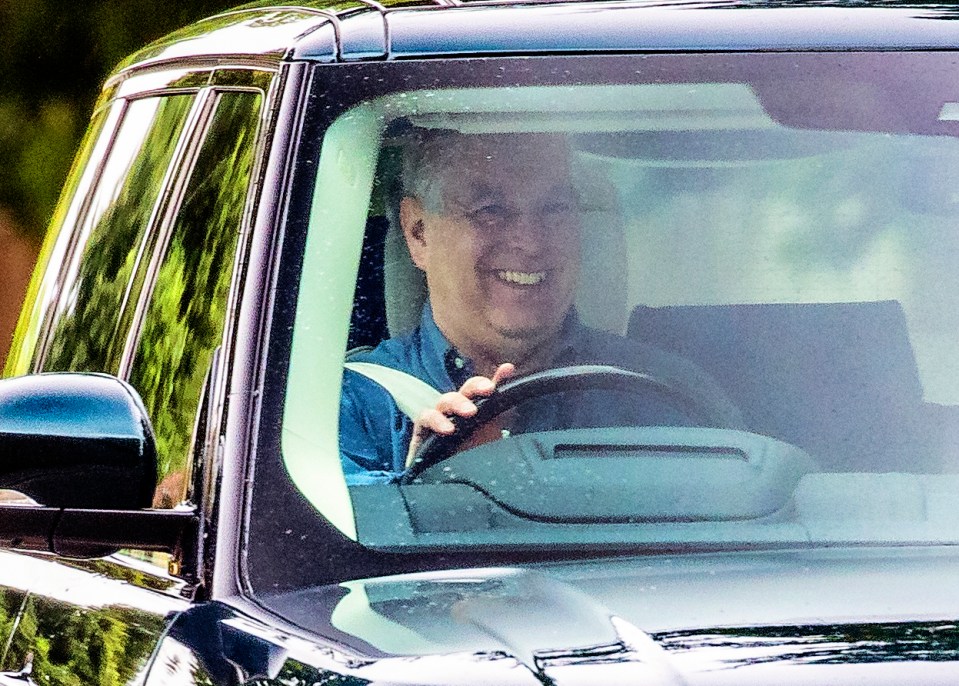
[3,1,959,684]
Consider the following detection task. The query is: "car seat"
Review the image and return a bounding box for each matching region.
[628,300,937,472]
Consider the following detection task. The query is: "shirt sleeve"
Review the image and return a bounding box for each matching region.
[339,369,414,480]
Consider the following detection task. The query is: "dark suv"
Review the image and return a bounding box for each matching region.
[4,1,959,684]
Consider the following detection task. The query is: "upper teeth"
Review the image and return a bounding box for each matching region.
[498,270,547,285]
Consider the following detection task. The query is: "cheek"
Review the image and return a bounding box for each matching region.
[433,228,487,270]
[558,226,582,256]
[423,237,483,295]
[550,230,581,281]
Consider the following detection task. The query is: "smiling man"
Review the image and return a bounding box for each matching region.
[338,130,742,482]
[400,132,581,376]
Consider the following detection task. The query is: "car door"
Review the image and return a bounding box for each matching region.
[1,65,275,686]
[0,74,199,685]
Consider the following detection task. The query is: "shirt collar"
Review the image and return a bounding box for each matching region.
[553,309,589,364]
[417,302,589,387]
[418,302,474,389]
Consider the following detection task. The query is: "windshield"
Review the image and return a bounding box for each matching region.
[272,52,959,575]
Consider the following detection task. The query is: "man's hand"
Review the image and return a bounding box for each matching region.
[405,363,515,467]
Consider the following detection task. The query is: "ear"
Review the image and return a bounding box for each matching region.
[400,196,429,271]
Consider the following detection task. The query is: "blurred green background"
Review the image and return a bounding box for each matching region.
[0,0,240,366]
[0,0,245,241]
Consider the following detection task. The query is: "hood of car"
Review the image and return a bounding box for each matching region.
[269,545,959,684]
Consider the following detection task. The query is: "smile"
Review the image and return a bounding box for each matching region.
[497,270,548,286]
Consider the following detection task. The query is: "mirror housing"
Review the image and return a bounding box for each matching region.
[0,373,158,508]
[0,373,197,561]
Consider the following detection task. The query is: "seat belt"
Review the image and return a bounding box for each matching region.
[344,361,442,422]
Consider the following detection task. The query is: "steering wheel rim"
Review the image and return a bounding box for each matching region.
[402,364,718,482]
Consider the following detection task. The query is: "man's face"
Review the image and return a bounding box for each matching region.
[401,133,581,361]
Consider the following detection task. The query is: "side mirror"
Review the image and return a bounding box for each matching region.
[0,373,157,508]
[0,373,195,560]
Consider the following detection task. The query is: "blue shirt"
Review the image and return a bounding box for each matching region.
[339,305,742,483]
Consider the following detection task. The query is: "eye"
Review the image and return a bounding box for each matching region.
[466,204,512,227]
[543,200,575,214]
[541,198,579,222]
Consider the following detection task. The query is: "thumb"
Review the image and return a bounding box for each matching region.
[491,363,516,387]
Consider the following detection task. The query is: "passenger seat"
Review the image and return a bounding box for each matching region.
[628,300,937,472]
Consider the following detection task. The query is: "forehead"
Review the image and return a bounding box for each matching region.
[429,133,573,196]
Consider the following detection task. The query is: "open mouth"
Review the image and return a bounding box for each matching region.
[496,270,548,286]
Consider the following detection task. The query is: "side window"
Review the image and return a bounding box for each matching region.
[128,90,264,508]
[41,95,196,373]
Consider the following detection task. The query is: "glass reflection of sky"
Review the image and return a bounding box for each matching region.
[0,550,186,616]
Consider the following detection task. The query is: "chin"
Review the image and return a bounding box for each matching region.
[493,315,564,343]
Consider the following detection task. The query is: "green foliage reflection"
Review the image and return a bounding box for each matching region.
[2,590,162,686]
[44,95,194,374]
[130,91,263,506]
[0,1,240,241]
[249,659,371,685]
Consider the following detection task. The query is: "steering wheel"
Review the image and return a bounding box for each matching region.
[401,364,720,482]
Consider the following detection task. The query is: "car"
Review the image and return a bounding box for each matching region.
[3,0,959,684]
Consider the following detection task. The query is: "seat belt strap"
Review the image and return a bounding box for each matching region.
[344,361,442,422]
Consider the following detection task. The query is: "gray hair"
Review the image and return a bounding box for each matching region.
[400,128,463,214]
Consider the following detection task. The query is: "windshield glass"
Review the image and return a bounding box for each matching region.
[278,52,959,562]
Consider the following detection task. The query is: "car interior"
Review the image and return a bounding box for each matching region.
[282,74,959,553]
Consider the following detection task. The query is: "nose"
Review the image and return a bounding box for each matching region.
[501,209,549,252]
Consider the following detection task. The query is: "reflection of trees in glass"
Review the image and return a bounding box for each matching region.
[248,660,370,685]
[3,593,163,686]
[54,558,177,594]
[0,0,244,241]
[657,621,959,669]
[44,95,194,374]
[0,589,28,670]
[129,91,262,507]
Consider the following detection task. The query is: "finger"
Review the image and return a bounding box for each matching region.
[406,430,425,468]
[491,363,516,387]
[435,391,478,417]
[406,409,456,469]
[405,438,421,469]
[416,407,458,435]
[459,363,516,399]
[459,375,496,399]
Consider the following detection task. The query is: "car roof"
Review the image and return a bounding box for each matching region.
[113,0,959,78]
